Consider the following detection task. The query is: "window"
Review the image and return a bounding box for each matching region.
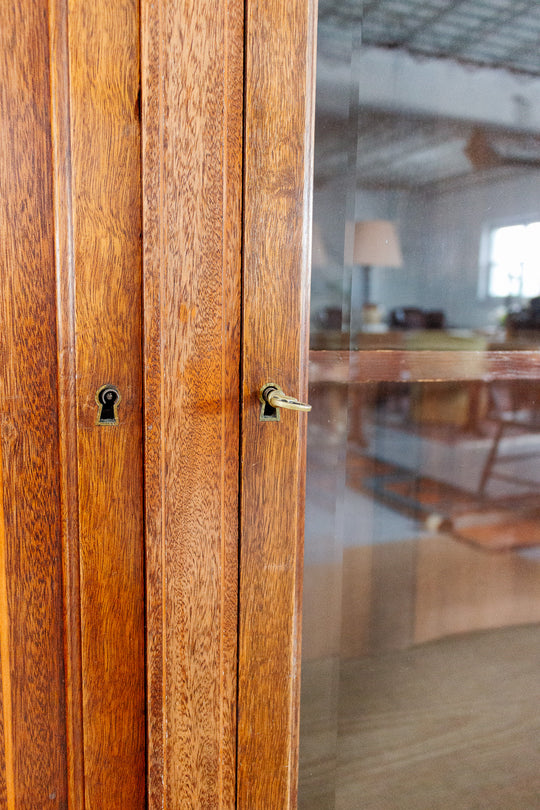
[487,221,540,298]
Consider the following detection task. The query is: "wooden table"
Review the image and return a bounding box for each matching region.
[308,348,540,439]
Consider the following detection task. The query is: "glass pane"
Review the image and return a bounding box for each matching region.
[300,2,540,808]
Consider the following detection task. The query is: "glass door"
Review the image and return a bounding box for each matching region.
[300,2,540,807]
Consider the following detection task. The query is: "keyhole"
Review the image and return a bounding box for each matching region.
[259,384,280,422]
[96,384,121,425]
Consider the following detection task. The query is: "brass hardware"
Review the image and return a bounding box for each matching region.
[263,386,312,411]
[260,383,311,421]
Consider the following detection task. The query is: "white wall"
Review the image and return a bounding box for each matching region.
[383,170,540,329]
[313,165,540,331]
[317,45,540,135]
[356,47,540,134]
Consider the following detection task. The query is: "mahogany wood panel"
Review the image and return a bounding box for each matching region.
[142,0,243,806]
[0,455,9,808]
[0,1,68,804]
[48,0,84,805]
[309,349,540,384]
[238,0,317,806]
[68,0,145,806]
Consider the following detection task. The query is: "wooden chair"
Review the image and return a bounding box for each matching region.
[478,380,540,497]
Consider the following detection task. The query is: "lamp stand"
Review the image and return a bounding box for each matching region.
[362,264,372,305]
[361,264,381,327]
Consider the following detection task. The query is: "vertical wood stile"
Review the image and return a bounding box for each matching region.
[0,0,69,804]
[238,0,317,806]
[49,0,85,805]
[0,433,12,809]
[67,0,146,806]
[142,0,244,806]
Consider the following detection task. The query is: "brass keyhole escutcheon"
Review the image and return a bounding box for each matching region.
[96,384,121,426]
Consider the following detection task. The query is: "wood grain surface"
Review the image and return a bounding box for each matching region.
[0,0,68,804]
[68,0,146,806]
[238,0,317,806]
[0,446,10,808]
[142,0,243,806]
[48,0,84,805]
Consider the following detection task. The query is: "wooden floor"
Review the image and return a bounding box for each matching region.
[299,624,540,809]
[299,535,540,808]
[302,534,540,661]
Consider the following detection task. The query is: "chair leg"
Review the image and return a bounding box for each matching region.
[478,421,505,497]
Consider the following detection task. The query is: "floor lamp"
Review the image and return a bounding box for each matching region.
[349,220,403,326]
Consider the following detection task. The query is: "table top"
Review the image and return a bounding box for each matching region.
[309,347,540,384]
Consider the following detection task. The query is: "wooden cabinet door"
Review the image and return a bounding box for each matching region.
[1,0,145,807]
[238,2,540,808]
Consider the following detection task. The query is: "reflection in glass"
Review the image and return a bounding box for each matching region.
[488,222,540,299]
[300,2,540,808]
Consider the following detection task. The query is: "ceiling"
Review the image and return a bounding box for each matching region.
[315,0,540,189]
[319,0,540,78]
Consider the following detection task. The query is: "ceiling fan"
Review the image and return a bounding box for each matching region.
[465,126,540,170]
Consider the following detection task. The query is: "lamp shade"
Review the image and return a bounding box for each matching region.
[349,220,403,268]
